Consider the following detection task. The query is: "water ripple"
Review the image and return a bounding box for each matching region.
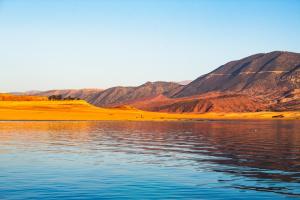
[0,120,299,199]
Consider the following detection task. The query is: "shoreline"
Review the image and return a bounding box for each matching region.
[0,100,299,121]
[0,118,299,123]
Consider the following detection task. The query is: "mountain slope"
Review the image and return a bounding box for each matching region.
[17,51,299,113]
[29,82,183,108]
[27,89,103,102]
[174,51,300,98]
[130,51,299,113]
[89,81,183,107]
[128,93,267,113]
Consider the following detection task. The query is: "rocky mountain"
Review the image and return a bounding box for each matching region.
[27,89,103,102]
[174,51,300,98]
[18,51,299,113]
[30,82,184,107]
[131,51,300,113]
[86,81,183,107]
[127,93,267,113]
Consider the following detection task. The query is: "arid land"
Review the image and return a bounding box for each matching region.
[0,100,299,121]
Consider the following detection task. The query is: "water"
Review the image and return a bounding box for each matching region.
[0,120,299,199]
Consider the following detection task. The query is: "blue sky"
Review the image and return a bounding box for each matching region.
[1,0,300,92]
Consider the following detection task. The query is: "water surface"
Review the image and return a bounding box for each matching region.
[0,120,299,199]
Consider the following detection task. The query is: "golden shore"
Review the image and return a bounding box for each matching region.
[0,100,299,121]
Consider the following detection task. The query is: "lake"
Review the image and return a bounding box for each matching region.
[0,120,299,199]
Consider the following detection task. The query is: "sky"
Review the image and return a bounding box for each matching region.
[1,0,300,92]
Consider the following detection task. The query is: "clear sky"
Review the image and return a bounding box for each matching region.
[1,0,300,92]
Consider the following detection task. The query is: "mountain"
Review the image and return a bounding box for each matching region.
[86,81,183,107]
[177,80,192,85]
[174,51,300,98]
[132,51,300,113]
[29,82,183,108]
[17,51,299,113]
[27,89,103,102]
[127,93,267,113]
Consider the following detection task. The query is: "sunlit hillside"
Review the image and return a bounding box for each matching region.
[0,99,299,121]
[0,94,48,101]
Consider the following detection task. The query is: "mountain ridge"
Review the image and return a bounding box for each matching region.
[15,51,300,113]
[174,51,300,98]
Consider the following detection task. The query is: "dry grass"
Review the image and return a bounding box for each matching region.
[0,100,299,121]
[0,93,48,101]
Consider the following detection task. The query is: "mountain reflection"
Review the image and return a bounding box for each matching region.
[0,120,299,196]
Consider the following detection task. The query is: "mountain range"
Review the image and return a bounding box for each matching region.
[21,51,300,113]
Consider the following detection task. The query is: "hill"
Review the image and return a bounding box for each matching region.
[31,89,103,102]
[89,81,183,107]
[167,51,300,112]
[129,93,267,113]
[29,82,183,108]
[15,51,300,113]
[174,51,300,97]
[0,93,48,101]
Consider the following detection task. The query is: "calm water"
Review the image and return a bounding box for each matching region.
[0,120,299,199]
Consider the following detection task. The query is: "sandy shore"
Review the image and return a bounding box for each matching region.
[0,100,299,121]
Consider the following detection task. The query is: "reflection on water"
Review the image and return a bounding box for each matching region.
[0,120,299,199]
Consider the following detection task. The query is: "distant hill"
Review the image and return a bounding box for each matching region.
[28,82,183,108]
[32,89,103,102]
[0,93,48,101]
[16,51,299,113]
[89,81,183,107]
